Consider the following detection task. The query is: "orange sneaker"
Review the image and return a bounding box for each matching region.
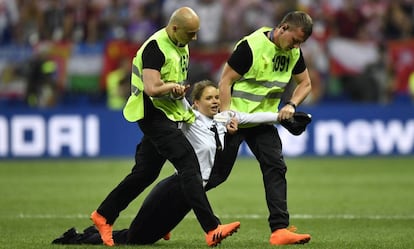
[205,221,240,247]
[90,210,114,246]
[163,232,171,240]
[269,228,311,245]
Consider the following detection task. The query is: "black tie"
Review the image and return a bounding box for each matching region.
[210,125,222,151]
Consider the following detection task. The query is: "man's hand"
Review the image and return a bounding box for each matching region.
[171,84,190,99]
[277,104,295,122]
[226,117,238,134]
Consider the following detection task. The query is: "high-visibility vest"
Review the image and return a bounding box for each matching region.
[123,28,195,123]
[230,27,301,127]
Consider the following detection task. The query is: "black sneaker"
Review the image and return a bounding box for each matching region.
[52,227,79,244]
[83,225,98,234]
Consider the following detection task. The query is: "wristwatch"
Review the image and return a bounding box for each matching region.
[286,101,297,111]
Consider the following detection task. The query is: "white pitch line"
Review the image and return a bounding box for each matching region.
[10,213,414,220]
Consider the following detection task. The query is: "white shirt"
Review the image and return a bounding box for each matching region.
[180,110,226,181]
[179,99,279,182]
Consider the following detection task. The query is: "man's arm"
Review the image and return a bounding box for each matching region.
[142,69,179,97]
[218,63,242,111]
[278,69,312,121]
[219,40,252,111]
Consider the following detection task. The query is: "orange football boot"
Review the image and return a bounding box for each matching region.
[269,227,311,245]
[90,210,114,246]
[205,221,240,247]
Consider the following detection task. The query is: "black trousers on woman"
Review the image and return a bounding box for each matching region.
[52,174,190,245]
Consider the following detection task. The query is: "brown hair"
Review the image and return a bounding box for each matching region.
[190,80,218,102]
[279,11,313,40]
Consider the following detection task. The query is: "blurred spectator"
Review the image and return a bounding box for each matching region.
[0,0,19,45]
[221,0,247,44]
[383,1,414,40]
[301,36,329,104]
[62,0,101,43]
[363,43,395,103]
[105,57,130,110]
[327,37,381,102]
[333,0,366,39]
[40,0,65,41]
[161,0,192,24]
[242,0,275,35]
[359,0,388,43]
[274,0,296,19]
[127,1,158,44]
[15,0,42,45]
[0,61,26,101]
[190,0,224,50]
[298,0,336,44]
[24,45,58,107]
[100,0,129,41]
[132,0,163,27]
[339,45,390,103]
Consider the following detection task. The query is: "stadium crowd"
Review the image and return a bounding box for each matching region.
[0,0,413,108]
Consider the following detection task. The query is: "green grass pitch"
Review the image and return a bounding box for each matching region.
[0,157,413,249]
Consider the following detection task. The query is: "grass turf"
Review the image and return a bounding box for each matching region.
[0,157,413,249]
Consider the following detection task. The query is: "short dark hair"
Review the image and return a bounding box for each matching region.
[191,80,218,102]
[279,11,313,40]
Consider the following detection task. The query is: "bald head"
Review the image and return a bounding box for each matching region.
[168,7,199,26]
[167,7,200,46]
[168,7,199,28]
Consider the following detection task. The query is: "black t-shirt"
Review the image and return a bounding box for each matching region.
[227,33,307,76]
[142,40,165,71]
[139,40,169,118]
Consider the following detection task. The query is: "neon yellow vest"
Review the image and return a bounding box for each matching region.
[123,28,195,123]
[231,27,301,127]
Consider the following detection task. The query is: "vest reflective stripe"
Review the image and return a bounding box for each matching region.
[123,29,195,123]
[231,27,300,120]
[131,85,141,96]
[238,77,289,89]
[131,64,142,96]
[232,90,284,102]
[132,63,141,79]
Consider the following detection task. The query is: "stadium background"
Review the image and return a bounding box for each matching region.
[0,0,414,159]
[1,2,414,249]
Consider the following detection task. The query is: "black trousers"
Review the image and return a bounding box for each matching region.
[207,124,289,232]
[127,174,190,244]
[52,174,192,245]
[96,94,219,233]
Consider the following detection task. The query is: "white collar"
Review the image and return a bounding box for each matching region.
[194,110,215,127]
